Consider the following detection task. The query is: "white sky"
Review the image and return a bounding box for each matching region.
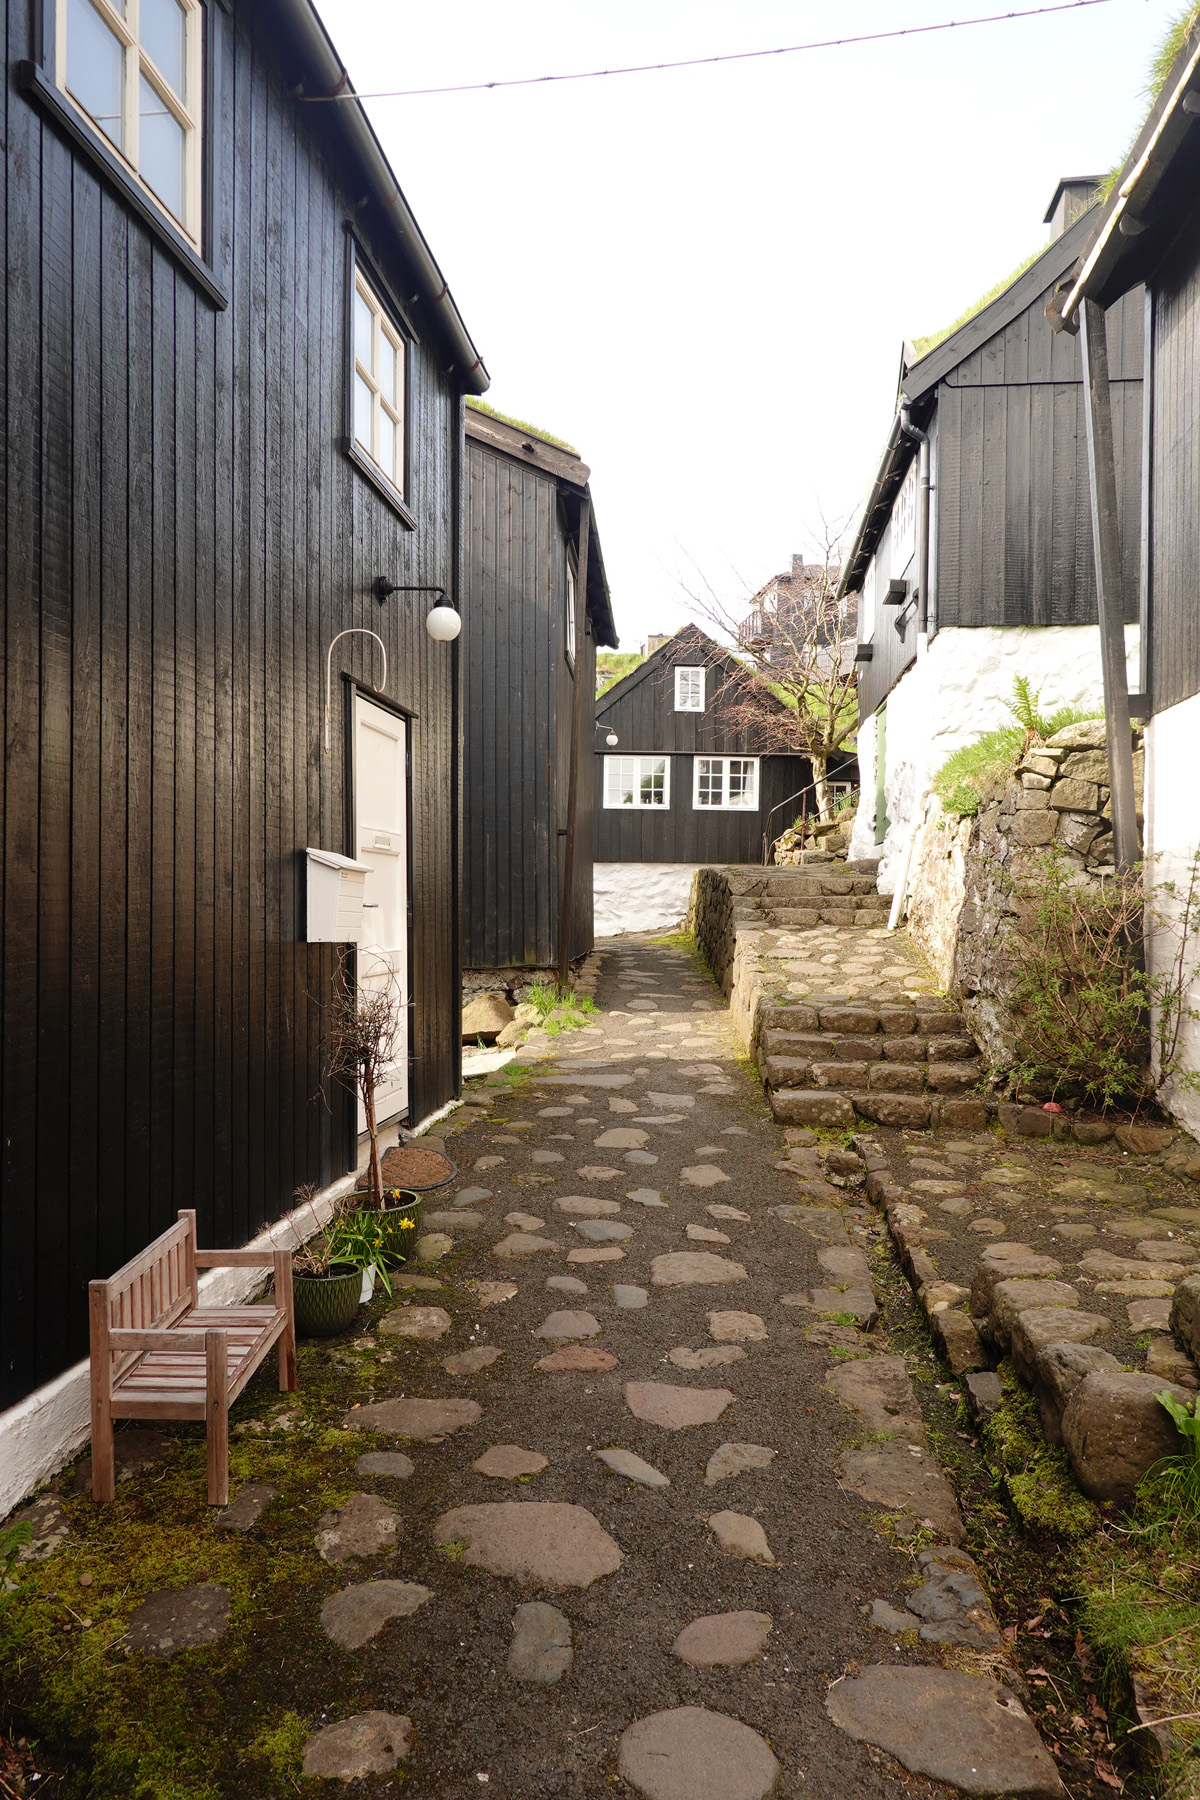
[317,0,1179,649]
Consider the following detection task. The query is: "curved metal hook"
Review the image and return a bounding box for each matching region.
[324,628,388,753]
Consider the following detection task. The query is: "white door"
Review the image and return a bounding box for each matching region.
[354,695,409,1130]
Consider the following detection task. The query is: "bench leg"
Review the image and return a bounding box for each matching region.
[274,1250,297,1392]
[90,1390,115,1503]
[205,1330,229,1507]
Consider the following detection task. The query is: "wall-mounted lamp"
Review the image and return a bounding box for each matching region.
[374,577,462,643]
[596,721,619,747]
[324,627,387,753]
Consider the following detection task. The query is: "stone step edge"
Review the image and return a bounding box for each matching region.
[859,1140,1200,1508]
[852,1140,1196,1769]
[768,1089,990,1132]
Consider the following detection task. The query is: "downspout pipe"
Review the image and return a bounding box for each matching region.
[277,0,490,394]
[899,406,931,635]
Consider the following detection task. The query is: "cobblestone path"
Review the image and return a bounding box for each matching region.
[296,935,1063,1798]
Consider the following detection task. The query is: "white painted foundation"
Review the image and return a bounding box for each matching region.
[1145,693,1200,1139]
[848,624,1140,891]
[594,863,700,937]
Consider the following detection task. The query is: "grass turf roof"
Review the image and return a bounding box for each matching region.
[466,396,577,454]
[1097,1,1200,200]
[910,244,1044,362]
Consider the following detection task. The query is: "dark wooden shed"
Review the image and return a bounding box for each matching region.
[462,405,618,980]
[0,0,486,1416]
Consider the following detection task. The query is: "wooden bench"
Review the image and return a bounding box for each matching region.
[89,1209,297,1506]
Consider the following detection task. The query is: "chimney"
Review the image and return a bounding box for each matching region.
[645,633,668,655]
[1044,176,1102,241]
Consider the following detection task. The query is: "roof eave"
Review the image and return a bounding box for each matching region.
[1055,23,1200,326]
[273,0,489,394]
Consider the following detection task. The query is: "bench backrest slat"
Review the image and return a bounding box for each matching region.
[96,1216,197,1386]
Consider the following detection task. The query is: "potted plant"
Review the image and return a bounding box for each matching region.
[291,1194,394,1337]
[323,955,413,1243]
[377,1186,422,1263]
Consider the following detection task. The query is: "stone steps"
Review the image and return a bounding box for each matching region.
[755,998,988,1133]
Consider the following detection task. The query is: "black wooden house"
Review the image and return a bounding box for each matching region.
[594,625,841,875]
[1052,19,1200,1139]
[462,404,617,987]
[0,0,487,1448]
[838,183,1144,881]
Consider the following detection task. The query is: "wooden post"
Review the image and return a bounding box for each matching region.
[88,1282,116,1502]
[205,1329,229,1506]
[274,1249,297,1391]
[1079,297,1140,870]
[557,497,591,993]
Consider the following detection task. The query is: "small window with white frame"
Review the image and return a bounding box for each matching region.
[693,756,759,810]
[57,0,204,244]
[565,561,577,669]
[352,267,407,499]
[604,755,670,809]
[674,665,705,711]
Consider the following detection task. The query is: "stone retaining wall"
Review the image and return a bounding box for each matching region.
[686,867,774,1051]
[907,720,1144,1073]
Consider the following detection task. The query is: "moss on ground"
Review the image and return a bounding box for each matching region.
[981,1362,1101,1538]
[0,1378,364,1797]
[1074,1461,1200,1797]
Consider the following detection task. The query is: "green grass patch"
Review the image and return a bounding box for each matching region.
[932,678,1103,817]
[981,1362,1101,1537]
[465,395,576,452]
[523,979,600,1037]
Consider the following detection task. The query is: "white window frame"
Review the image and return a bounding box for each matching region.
[674,665,705,711]
[692,756,760,811]
[352,268,407,500]
[57,0,204,246]
[565,561,577,669]
[603,755,671,810]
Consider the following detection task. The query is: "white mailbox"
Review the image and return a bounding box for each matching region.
[305,848,371,943]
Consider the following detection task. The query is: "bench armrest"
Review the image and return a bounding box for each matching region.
[109,1327,228,1350]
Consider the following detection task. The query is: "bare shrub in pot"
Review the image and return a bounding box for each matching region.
[321,950,404,1208]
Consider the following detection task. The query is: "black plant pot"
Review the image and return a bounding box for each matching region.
[293,1263,361,1337]
[376,1191,422,1264]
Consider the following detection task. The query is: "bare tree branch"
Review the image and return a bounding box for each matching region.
[678,522,858,823]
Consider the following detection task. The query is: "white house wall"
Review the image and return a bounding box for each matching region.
[594,863,700,937]
[849,623,1140,891]
[1145,692,1200,1137]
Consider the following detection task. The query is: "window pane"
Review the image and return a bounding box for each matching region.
[696,759,721,806]
[728,761,750,806]
[353,374,373,453]
[140,0,186,96]
[354,289,373,373]
[378,407,396,481]
[378,331,397,405]
[643,759,667,805]
[139,74,184,219]
[67,0,125,148]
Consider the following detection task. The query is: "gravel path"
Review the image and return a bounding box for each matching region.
[299,936,1061,1797]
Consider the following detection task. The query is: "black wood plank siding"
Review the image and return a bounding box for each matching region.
[1149,212,1200,712]
[462,441,596,969]
[936,286,1143,630]
[0,0,464,1408]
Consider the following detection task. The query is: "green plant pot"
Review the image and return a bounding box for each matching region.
[377,1192,422,1264]
[293,1263,361,1337]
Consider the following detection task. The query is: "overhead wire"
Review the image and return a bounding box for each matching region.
[300,0,1123,103]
